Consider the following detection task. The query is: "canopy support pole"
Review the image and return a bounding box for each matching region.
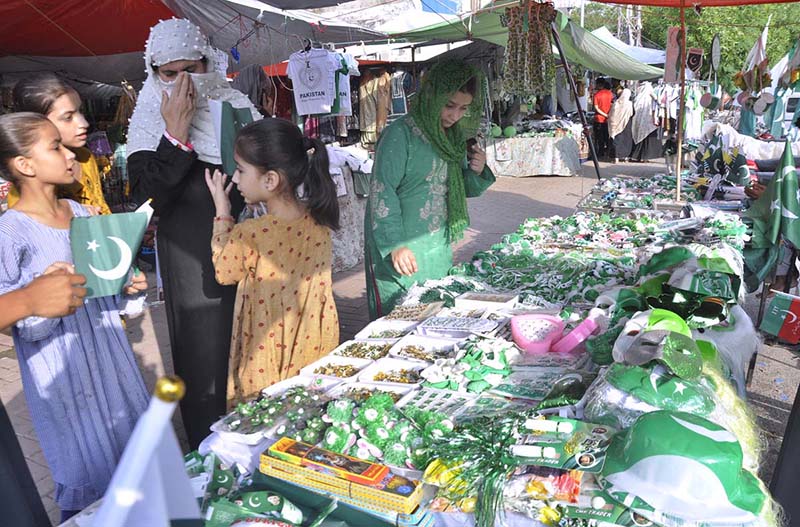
[551,22,602,181]
[675,4,687,201]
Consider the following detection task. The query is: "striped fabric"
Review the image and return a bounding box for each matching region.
[0,200,148,511]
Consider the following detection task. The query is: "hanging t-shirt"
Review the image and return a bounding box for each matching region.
[332,56,351,116]
[287,49,339,115]
[332,53,360,117]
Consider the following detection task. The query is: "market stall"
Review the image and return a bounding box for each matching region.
[487,134,582,177]
[114,197,774,527]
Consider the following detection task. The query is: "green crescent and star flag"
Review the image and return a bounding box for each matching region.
[760,291,800,344]
[70,201,153,298]
[605,363,715,417]
[599,411,768,527]
[209,99,255,176]
[746,140,800,249]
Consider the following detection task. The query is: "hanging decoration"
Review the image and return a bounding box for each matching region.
[501,0,556,97]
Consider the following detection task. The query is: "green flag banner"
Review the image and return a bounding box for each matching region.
[746,139,800,249]
[210,100,254,176]
[600,411,768,526]
[70,204,151,298]
[760,291,800,344]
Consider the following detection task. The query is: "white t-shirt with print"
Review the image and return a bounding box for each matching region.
[287,49,339,115]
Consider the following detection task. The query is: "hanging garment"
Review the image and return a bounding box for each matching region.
[684,84,705,141]
[376,70,392,135]
[359,71,380,145]
[287,49,339,115]
[632,82,659,145]
[390,71,409,116]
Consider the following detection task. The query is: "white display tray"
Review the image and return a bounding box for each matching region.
[416,316,499,338]
[326,381,418,402]
[354,318,419,340]
[331,339,395,360]
[210,376,338,445]
[357,357,427,387]
[388,334,461,363]
[300,355,373,382]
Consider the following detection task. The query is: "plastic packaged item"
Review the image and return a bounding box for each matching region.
[510,314,565,353]
[550,317,599,354]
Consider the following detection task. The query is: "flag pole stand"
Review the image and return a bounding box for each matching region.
[551,22,602,181]
[675,3,687,201]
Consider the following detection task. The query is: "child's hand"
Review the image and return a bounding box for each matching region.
[124,269,148,296]
[205,168,233,218]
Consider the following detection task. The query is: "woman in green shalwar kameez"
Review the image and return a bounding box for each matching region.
[364,61,496,319]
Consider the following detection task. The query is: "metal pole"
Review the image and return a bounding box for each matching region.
[675,4,687,201]
[580,0,585,27]
[551,22,602,181]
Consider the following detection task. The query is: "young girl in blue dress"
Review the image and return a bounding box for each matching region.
[0,112,149,521]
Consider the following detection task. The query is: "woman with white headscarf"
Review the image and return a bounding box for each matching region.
[608,86,635,163]
[631,81,661,162]
[127,18,260,448]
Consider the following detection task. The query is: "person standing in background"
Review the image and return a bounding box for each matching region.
[592,79,613,159]
[8,73,112,215]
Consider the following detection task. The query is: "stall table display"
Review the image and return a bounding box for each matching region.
[487,135,582,177]
[164,201,778,527]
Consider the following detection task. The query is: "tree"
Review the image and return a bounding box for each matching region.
[640,3,800,93]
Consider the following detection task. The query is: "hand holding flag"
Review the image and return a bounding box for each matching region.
[70,201,153,298]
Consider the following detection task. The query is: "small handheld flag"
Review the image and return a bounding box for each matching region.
[70,201,153,298]
[90,376,202,527]
[209,100,254,176]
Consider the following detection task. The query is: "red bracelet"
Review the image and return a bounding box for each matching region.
[164,130,194,152]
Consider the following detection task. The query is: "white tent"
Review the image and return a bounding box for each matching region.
[590,27,666,65]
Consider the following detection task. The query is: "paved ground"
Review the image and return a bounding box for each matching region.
[1,159,797,525]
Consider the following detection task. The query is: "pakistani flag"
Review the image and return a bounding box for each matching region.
[605,363,715,417]
[760,291,800,344]
[70,202,152,298]
[725,148,750,186]
[599,411,768,526]
[209,100,254,176]
[746,140,800,249]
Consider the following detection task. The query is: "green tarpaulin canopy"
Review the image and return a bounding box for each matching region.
[392,11,664,81]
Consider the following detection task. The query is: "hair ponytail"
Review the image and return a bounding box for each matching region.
[302,136,340,231]
[235,119,340,230]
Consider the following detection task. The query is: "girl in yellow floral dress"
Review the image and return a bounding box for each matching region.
[206,118,341,405]
[7,73,111,215]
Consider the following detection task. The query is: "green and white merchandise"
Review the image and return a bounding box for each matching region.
[612,310,703,380]
[599,411,772,527]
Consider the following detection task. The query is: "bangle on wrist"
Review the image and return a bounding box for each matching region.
[164,130,194,152]
[214,215,234,222]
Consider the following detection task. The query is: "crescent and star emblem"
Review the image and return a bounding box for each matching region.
[87,236,133,280]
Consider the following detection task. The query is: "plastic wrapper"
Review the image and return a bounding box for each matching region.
[504,466,584,517]
[535,373,595,412]
[584,363,715,430]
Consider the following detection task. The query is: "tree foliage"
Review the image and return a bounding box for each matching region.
[641,4,800,92]
[574,2,800,93]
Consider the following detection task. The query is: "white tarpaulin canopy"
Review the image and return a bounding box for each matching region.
[590,27,666,65]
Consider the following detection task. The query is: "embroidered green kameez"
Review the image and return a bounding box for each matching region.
[364,115,495,318]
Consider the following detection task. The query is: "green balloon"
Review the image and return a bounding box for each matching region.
[503,126,517,138]
[491,124,502,138]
